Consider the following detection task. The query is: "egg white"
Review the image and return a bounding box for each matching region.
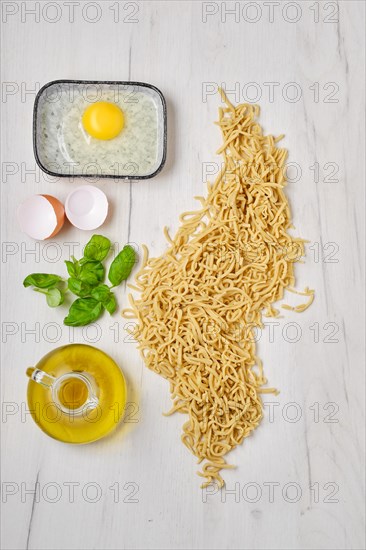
[37,84,161,177]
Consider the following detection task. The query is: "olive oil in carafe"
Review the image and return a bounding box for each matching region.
[27,344,127,444]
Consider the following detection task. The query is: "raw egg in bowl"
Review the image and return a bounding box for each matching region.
[82,101,125,140]
[33,80,167,179]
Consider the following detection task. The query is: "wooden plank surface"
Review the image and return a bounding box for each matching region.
[1,1,365,549]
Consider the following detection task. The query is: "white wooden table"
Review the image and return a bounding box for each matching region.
[1,1,365,549]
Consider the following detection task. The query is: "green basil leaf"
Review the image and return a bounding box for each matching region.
[65,260,80,278]
[108,245,136,286]
[84,235,111,262]
[23,274,63,289]
[78,257,89,266]
[79,261,105,286]
[64,298,103,327]
[68,277,92,298]
[91,284,111,302]
[91,285,117,315]
[104,293,117,314]
[46,288,64,307]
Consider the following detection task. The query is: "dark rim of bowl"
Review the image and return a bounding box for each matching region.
[33,79,167,180]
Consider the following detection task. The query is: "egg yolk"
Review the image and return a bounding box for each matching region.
[82,101,124,140]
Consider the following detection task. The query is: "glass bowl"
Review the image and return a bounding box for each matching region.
[33,79,167,180]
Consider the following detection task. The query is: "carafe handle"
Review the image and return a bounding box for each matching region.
[26,367,56,389]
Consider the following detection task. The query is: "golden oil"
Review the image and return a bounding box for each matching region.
[26,344,127,444]
[58,377,89,410]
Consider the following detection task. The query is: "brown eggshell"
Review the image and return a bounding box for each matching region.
[42,195,65,238]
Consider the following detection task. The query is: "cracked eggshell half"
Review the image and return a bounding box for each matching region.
[65,185,108,230]
[18,194,65,240]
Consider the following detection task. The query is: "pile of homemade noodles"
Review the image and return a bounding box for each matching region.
[122,92,313,488]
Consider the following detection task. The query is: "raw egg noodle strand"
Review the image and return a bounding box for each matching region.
[122,95,312,488]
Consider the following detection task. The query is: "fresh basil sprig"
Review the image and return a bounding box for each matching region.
[91,284,117,314]
[83,235,111,262]
[64,298,103,327]
[67,277,92,298]
[23,234,136,326]
[23,273,63,289]
[23,274,66,307]
[34,287,65,307]
[108,245,136,286]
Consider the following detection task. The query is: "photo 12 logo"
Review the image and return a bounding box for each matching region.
[1,81,141,107]
[2,399,139,426]
[202,81,340,104]
[202,160,340,186]
[1,1,140,24]
[1,240,139,265]
[201,2,339,24]
[202,480,340,504]
[1,480,139,504]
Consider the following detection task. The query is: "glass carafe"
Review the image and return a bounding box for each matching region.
[26,344,127,443]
